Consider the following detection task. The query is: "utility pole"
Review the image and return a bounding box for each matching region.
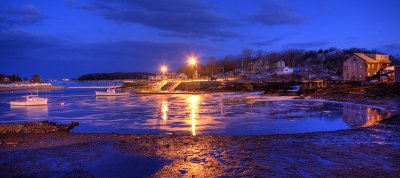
[241,59,244,75]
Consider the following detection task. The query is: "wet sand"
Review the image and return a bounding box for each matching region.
[1,97,400,177]
[0,124,399,177]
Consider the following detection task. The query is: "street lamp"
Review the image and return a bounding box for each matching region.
[188,56,198,79]
[189,57,197,66]
[160,65,167,80]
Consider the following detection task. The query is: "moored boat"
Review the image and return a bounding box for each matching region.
[95,88,129,96]
[10,95,48,106]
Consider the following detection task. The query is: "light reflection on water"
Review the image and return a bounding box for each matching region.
[188,95,200,136]
[0,88,390,135]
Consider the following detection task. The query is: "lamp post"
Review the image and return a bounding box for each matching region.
[189,57,197,80]
[160,65,167,80]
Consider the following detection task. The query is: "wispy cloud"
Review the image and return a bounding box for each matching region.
[69,0,240,39]
[0,29,210,77]
[250,36,284,47]
[0,5,45,26]
[380,42,400,55]
[283,41,328,48]
[250,1,307,26]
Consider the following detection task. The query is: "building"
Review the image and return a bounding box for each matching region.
[276,67,293,75]
[343,53,391,81]
[395,65,400,83]
[1,76,10,82]
[275,60,286,72]
[149,73,188,81]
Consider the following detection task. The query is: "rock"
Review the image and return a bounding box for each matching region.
[379,115,400,125]
[0,121,80,134]
[293,95,306,99]
[65,121,79,131]
[5,141,18,145]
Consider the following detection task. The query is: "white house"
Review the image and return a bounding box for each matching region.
[276,67,294,75]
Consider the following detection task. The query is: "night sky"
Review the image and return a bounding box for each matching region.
[1,0,399,79]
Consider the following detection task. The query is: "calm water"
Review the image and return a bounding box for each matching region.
[0,83,389,135]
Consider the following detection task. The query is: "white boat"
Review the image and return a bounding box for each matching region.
[10,95,48,106]
[95,88,129,96]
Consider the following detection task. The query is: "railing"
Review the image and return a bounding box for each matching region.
[168,81,181,91]
[152,80,168,92]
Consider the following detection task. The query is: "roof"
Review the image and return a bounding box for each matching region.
[354,53,380,63]
[21,95,39,98]
[385,66,394,71]
[354,53,391,64]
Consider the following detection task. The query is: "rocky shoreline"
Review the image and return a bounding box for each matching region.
[0,121,79,134]
[0,85,64,91]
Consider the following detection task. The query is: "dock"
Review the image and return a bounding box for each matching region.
[136,91,205,95]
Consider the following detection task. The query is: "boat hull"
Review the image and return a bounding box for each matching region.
[10,98,48,106]
[95,91,130,96]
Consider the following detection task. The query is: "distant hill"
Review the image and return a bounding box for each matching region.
[77,72,154,81]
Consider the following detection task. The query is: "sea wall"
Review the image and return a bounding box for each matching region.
[175,81,221,90]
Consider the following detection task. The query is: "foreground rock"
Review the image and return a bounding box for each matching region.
[0,121,79,134]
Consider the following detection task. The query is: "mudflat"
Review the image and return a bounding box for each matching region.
[1,120,399,177]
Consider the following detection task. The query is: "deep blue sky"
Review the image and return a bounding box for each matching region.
[1,0,399,79]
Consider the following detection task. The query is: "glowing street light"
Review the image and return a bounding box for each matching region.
[188,56,198,79]
[189,57,197,66]
[160,65,167,80]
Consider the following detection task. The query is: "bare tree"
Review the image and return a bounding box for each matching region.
[205,56,218,76]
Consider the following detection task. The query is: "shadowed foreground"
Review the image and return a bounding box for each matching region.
[1,124,399,177]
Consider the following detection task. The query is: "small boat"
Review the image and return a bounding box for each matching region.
[10,95,48,106]
[95,88,129,96]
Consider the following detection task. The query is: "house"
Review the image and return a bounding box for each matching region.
[1,76,10,82]
[382,66,395,82]
[275,60,286,72]
[343,53,391,81]
[250,58,265,74]
[276,67,293,75]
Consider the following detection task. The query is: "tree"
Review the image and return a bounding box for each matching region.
[177,64,206,78]
[10,74,22,82]
[265,52,281,72]
[32,74,41,83]
[205,56,218,76]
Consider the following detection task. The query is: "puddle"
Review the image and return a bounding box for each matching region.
[86,148,169,177]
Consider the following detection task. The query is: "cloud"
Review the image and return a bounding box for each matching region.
[0,29,210,78]
[250,36,284,47]
[283,41,328,48]
[0,5,44,26]
[250,1,307,26]
[380,43,400,55]
[70,0,240,39]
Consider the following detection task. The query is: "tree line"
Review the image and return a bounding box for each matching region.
[0,74,41,83]
[77,72,154,80]
[178,47,399,77]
